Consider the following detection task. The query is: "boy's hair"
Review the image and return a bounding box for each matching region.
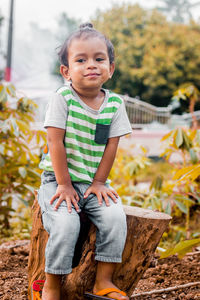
[58,23,115,66]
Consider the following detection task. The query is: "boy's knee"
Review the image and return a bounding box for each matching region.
[102,205,127,235]
[49,211,80,239]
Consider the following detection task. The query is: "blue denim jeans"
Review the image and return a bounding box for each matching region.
[38,171,127,275]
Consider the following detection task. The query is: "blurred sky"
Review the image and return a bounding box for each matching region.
[0,0,157,39]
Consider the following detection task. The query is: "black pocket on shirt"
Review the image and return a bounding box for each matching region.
[95,123,111,144]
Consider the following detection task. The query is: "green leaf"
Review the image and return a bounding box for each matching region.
[196,130,200,145]
[19,198,30,207]
[160,238,200,259]
[1,193,13,201]
[165,201,171,215]
[189,149,198,164]
[24,184,35,194]
[161,130,174,142]
[0,84,7,103]
[175,231,182,243]
[18,167,27,178]
[173,165,200,182]
[0,144,4,154]
[182,130,192,151]
[0,155,5,167]
[150,175,163,191]
[27,168,41,178]
[174,200,187,214]
[130,199,143,206]
[10,118,19,137]
[175,194,195,204]
[175,128,183,148]
[6,84,16,97]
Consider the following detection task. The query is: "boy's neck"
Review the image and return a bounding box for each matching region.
[72,85,105,110]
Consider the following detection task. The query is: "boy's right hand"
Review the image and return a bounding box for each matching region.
[50,184,80,213]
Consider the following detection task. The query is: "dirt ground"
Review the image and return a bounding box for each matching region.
[0,240,199,300]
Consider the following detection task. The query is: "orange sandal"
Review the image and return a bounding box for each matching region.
[31,280,45,300]
[85,288,127,299]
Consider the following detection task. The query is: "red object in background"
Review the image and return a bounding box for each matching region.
[4,67,11,82]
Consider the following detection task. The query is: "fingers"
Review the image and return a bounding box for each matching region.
[75,193,80,202]
[66,199,72,213]
[84,188,91,199]
[102,192,110,206]
[84,186,118,206]
[51,192,80,213]
[50,193,59,205]
[107,190,118,203]
[72,198,80,212]
[111,189,119,198]
[96,192,103,206]
[53,196,80,213]
[53,196,63,211]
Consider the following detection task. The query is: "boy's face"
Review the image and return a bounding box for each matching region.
[60,37,115,92]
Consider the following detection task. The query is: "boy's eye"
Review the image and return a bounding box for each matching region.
[96,58,104,62]
[77,58,85,63]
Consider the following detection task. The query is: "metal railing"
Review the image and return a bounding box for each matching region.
[123,95,172,128]
[182,111,200,125]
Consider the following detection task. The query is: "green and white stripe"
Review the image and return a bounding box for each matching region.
[39,86,122,183]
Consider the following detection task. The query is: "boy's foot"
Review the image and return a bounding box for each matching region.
[42,282,60,300]
[93,281,129,300]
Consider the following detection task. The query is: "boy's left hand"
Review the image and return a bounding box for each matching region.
[84,180,118,206]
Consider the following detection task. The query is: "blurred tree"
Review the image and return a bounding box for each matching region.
[56,12,79,43]
[156,0,200,23]
[52,13,79,78]
[93,4,200,107]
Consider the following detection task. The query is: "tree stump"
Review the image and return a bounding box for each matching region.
[28,197,171,300]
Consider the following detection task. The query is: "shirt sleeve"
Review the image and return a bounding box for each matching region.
[109,100,132,138]
[44,93,68,129]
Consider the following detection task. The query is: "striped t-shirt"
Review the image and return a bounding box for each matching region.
[39,84,132,183]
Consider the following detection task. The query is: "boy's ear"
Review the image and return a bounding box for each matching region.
[109,62,115,79]
[60,65,71,81]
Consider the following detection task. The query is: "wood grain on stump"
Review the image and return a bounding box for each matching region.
[28,197,171,300]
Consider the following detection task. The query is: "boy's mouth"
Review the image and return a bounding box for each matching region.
[84,73,100,78]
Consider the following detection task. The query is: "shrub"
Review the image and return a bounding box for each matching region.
[0,82,46,239]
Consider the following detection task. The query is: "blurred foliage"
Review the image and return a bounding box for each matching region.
[171,83,200,128]
[52,13,79,78]
[156,0,200,23]
[110,128,200,257]
[93,4,200,107]
[159,238,200,259]
[0,82,46,241]
[160,128,200,236]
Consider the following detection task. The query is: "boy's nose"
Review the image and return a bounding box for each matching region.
[87,59,97,68]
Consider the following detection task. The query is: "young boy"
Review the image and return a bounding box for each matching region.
[38,23,132,300]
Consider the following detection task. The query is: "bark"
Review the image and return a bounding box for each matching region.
[28,197,171,300]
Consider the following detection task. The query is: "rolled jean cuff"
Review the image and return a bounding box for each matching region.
[95,255,122,263]
[45,267,72,275]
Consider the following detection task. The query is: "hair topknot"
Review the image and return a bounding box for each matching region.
[79,23,94,30]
